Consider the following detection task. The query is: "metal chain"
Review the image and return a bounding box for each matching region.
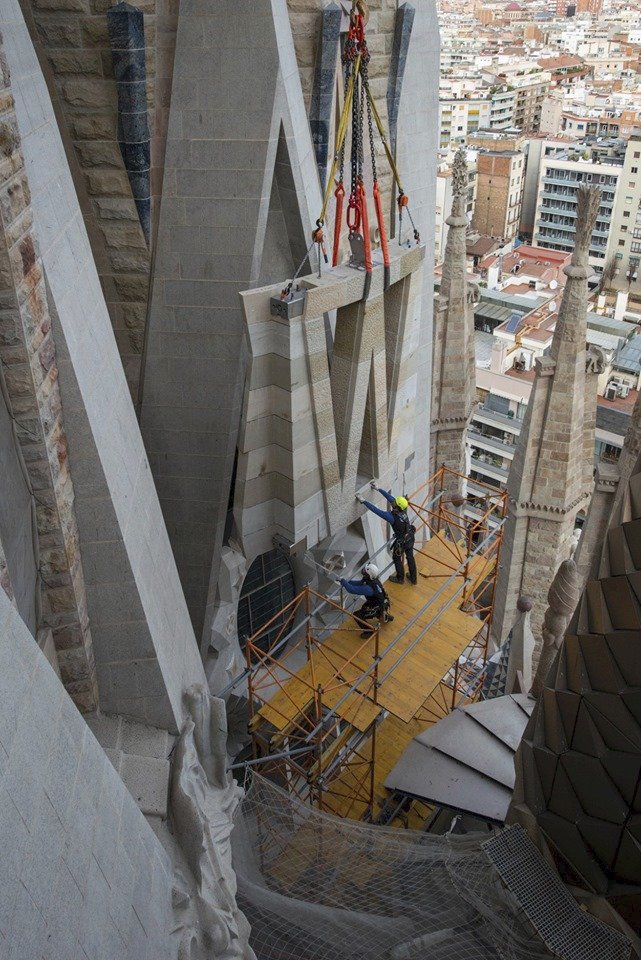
[350,68,359,199]
[338,55,351,187]
[362,62,377,184]
[357,79,365,181]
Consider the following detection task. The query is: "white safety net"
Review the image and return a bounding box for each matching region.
[232,773,555,960]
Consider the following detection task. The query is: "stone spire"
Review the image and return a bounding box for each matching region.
[530,557,580,698]
[509,449,641,897]
[430,147,476,483]
[491,185,601,654]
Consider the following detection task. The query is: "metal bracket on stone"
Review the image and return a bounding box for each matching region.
[348,232,366,269]
[272,534,308,558]
[270,289,306,320]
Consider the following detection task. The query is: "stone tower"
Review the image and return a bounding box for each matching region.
[491,185,601,653]
[430,148,476,483]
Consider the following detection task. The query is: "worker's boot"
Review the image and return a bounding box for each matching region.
[409,577,417,586]
[389,574,404,584]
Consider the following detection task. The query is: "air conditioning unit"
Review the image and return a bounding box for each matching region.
[604,383,618,401]
[619,382,631,399]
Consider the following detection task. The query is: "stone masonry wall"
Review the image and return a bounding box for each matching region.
[0,48,98,710]
[23,0,154,397]
[4,0,208,730]
[0,586,175,960]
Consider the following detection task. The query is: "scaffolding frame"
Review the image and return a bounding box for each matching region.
[240,466,508,822]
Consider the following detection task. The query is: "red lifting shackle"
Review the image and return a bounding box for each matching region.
[346,195,361,233]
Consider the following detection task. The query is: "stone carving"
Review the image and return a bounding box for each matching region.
[170,684,254,960]
[452,146,468,199]
[466,281,480,305]
[574,183,602,253]
[622,388,641,460]
[585,345,606,374]
[505,596,535,694]
[530,558,580,698]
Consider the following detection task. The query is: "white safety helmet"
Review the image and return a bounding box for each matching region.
[363,562,379,579]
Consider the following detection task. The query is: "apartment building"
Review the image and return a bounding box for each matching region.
[605,134,641,295]
[532,152,622,271]
[510,70,553,131]
[520,134,576,237]
[472,145,526,241]
[489,85,517,129]
[469,289,640,492]
[576,0,604,15]
[439,95,491,147]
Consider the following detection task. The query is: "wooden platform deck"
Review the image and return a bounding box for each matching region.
[251,530,494,823]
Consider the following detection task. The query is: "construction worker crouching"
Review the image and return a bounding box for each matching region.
[356,481,417,585]
[338,562,394,638]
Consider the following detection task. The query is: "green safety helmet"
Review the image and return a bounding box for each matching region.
[395,496,409,511]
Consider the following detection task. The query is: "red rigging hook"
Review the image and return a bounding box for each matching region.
[332,182,345,267]
[358,181,372,299]
[373,181,390,288]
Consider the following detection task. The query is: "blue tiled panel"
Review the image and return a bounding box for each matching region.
[387,3,415,158]
[107,1,150,244]
[308,2,341,189]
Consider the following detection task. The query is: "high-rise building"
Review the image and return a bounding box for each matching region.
[533,153,622,271]
[605,135,641,295]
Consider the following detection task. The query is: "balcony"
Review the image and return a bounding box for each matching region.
[543,175,618,191]
[468,427,516,458]
[540,202,614,217]
[470,455,510,484]
[473,403,523,432]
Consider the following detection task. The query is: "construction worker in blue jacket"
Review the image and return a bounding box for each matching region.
[339,562,394,637]
[356,482,417,585]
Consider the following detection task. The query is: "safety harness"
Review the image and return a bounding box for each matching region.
[392,510,416,553]
[360,574,390,618]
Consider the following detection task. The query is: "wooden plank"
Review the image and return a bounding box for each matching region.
[256,653,381,734]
